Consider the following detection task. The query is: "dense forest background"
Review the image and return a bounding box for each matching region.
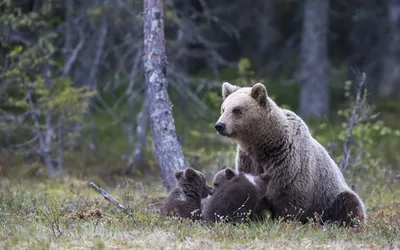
[0,0,399,191]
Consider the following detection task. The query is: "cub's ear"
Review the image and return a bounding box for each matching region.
[175,170,184,180]
[225,168,236,180]
[184,168,197,180]
[221,165,228,170]
[222,82,239,101]
[250,83,268,106]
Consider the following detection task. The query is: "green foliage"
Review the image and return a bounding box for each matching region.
[205,91,221,110]
[0,37,95,144]
[236,58,298,110]
[0,1,49,30]
[236,58,263,87]
[0,1,97,175]
[34,191,70,238]
[313,79,400,189]
[37,78,95,122]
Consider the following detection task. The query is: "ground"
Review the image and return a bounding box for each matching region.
[0,176,398,250]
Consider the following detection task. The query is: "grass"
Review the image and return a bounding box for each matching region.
[0,175,399,249]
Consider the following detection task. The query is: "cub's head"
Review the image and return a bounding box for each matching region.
[210,166,237,195]
[215,82,270,141]
[175,168,211,198]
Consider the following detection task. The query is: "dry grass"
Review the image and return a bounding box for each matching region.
[0,177,399,250]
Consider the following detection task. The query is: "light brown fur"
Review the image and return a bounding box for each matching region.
[215,82,367,227]
[202,166,270,222]
[162,168,211,221]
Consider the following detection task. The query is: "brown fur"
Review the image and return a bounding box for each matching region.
[322,191,366,227]
[202,166,270,222]
[162,168,211,220]
[215,82,367,226]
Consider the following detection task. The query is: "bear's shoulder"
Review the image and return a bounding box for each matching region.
[281,108,311,137]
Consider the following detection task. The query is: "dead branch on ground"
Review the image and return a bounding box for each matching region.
[89,182,126,210]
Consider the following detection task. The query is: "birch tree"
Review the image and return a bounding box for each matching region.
[143,0,187,190]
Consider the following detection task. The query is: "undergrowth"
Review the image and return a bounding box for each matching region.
[0,178,399,249]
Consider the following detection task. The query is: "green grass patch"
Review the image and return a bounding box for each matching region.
[0,177,398,249]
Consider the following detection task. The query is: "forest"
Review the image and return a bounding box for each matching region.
[0,0,399,248]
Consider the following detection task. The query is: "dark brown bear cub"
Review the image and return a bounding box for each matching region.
[162,168,211,220]
[203,166,269,222]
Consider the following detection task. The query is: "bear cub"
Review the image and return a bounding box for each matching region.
[202,166,270,222]
[162,167,211,220]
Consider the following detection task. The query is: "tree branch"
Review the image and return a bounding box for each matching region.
[89,182,126,209]
[62,30,86,77]
[341,72,367,170]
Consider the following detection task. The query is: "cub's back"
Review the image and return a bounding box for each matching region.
[203,174,260,222]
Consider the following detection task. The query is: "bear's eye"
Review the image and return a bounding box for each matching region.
[232,107,242,115]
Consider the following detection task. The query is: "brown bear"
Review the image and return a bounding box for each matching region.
[202,166,270,222]
[214,82,366,227]
[162,167,211,221]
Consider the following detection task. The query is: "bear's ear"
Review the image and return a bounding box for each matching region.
[225,168,236,180]
[222,82,239,101]
[184,168,197,180]
[175,170,184,180]
[250,83,268,106]
[221,165,228,170]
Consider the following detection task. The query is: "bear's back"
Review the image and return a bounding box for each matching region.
[282,109,352,212]
[163,187,201,219]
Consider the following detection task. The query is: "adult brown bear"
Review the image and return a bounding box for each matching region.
[214,82,366,226]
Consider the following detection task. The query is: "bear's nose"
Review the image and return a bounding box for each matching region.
[215,122,225,132]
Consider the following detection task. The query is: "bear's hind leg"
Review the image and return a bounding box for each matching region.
[327,191,366,227]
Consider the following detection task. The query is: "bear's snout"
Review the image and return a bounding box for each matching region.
[215,122,226,133]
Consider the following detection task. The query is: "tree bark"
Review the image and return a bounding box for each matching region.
[56,113,64,175]
[379,0,400,97]
[299,0,330,119]
[143,0,187,190]
[40,63,57,177]
[26,88,55,177]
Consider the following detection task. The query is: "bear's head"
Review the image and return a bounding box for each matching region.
[210,166,237,195]
[175,168,211,198]
[215,82,271,143]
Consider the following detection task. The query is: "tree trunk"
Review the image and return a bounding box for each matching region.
[143,0,187,190]
[56,113,64,175]
[126,98,149,175]
[40,63,57,177]
[257,1,276,69]
[299,0,330,119]
[26,88,56,177]
[379,0,400,97]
